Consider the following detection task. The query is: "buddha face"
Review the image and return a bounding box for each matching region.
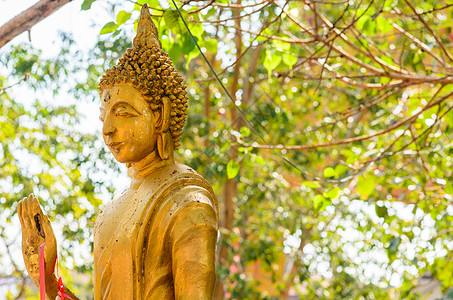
[99,84,158,164]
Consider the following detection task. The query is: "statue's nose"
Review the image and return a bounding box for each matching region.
[102,119,116,136]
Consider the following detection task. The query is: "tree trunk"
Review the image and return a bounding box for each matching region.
[242,43,263,108]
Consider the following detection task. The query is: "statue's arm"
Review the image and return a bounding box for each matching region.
[18,195,80,300]
[93,254,102,300]
[170,192,218,300]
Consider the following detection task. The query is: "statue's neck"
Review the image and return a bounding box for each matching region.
[128,150,174,180]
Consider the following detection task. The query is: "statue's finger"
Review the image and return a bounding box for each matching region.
[30,195,43,215]
[18,199,27,228]
[18,199,23,220]
[23,196,37,233]
[18,198,32,228]
[32,194,39,203]
[42,215,55,243]
[27,193,34,203]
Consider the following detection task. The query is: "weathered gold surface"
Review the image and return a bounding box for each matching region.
[18,4,218,299]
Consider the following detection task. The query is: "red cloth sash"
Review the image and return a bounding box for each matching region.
[39,242,74,300]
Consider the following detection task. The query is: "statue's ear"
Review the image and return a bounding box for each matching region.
[156,96,172,160]
[155,96,170,133]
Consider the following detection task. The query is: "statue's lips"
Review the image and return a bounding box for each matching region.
[108,142,123,152]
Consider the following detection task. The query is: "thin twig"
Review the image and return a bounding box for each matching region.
[0,74,30,93]
[392,23,451,71]
[404,0,453,64]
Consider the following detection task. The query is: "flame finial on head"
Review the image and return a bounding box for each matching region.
[133,4,162,49]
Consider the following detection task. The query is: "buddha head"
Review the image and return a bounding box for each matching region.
[98,4,188,164]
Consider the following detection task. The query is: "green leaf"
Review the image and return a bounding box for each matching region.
[376,17,393,33]
[240,126,250,137]
[220,140,231,153]
[182,33,197,54]
[326,188,340,199]
[189,23,204,39]
[184,46,200,67]
[356,15,370,31]
[134,0,160,10]
[383,1,394,10]
[168,43,182,62]
[204,39,218,53]
[81,0,96,10]
[314,195,331,211]
[1,123,15,139]
[227,160,240,179]
[100,22,118,35]
[412,52,421,65]
[446,183,453,195]
[264,49,282,78]
[164,9,186,35]
[282,53,297,69]
[273,40,290,51]
[134,18,139,32]
[254,155,265,165]
[303,181,321,188]
[257,28,272,42]
[117,11,132,26]
[112,29,122,38]
[375,204,388,218]
[313,194,324,210]
[335,164,348,177]
[357,15,376,35]
[323,167,337,178]
[362,18,376,35]
[357,176,375,199]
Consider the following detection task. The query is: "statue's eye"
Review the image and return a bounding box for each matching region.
[114,105,139,117]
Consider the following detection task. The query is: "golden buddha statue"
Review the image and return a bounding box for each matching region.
[18,5,218,299]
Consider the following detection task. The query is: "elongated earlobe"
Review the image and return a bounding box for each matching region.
[157,131,171,160]
[156,96,172,160]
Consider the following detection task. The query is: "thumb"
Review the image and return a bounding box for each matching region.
[42,215,56,246]
[42,215,57,273]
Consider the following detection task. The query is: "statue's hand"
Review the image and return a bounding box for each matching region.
[18,194,57,288]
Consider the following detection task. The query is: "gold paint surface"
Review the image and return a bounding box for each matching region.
[18,4,218,299]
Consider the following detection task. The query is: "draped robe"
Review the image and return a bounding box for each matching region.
[93,164,218,299]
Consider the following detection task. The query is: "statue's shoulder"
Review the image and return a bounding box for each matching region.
[144,163,210,188]
[137,163,218,226]
[139,163,215,202]
[160,163,201,176]
[147,163,218,214]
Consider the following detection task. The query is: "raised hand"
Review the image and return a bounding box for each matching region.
[18,194,57,290]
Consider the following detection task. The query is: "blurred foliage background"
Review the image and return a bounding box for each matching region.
[0,0,452,299]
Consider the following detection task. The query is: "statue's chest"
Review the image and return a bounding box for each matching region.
[94,190,138,251]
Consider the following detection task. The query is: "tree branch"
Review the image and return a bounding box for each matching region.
[0,0,71,49]
[392,23,452,71]
[241,90,452,150]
